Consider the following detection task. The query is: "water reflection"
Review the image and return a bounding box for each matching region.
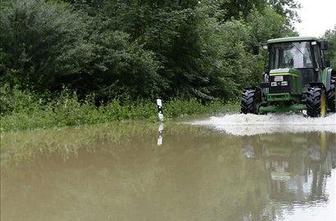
[157,123,164,146]
[242,133,335,205]
[1,124,335,221]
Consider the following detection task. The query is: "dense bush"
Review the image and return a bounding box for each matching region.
[0,0,160,100]
[0,0,90,90]
[0,87,235,131]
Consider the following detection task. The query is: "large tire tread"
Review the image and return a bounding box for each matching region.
[241,89,258,114]
[306,87,324,117]
[327,77,335,112]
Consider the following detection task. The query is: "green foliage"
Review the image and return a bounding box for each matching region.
[268,0,301,25]
[325,26,336,67]
[0,0,160,99]
[0,87,235,131]
[66,30,161,100]
[206,0,268,21]
[0,0,299,130]
[247,7,295,48]
[0,84,42,115]
[0,0,89,90]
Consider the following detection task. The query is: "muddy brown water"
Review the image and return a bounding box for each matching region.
[1,121,335,221]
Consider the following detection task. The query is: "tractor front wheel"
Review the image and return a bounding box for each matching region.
[327,77,335,112]
[306,87,327,117]
[241,89,259,114]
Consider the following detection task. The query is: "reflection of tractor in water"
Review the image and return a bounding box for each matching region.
[241,37,335,117]
[241,132,335,203]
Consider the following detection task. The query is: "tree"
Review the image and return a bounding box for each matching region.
[268,0,301,25]
[1,0,299,102]
[325,26,336,67]
[0,0,160,100]
[0,0,90,90]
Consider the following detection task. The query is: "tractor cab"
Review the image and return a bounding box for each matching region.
[241,37,335,117]
[266,37,328,90]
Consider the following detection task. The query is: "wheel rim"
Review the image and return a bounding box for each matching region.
[320,91,327,117]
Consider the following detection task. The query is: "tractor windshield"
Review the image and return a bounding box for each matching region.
[269,42,313,69]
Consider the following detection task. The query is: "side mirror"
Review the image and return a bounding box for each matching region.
[321,41,328,50]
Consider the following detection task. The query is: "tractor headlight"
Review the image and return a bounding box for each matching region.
[271,82,277,87]
[281,81,288,86]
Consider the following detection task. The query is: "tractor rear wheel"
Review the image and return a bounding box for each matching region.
[327,77,335,112]
[306,87,327,117]
[241,89,259,114]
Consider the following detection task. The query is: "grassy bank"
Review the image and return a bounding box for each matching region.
[0,89,239,132]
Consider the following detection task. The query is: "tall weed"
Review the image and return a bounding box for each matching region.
[0,88,238,132]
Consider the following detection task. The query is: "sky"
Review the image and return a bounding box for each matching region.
[295,0,336,37]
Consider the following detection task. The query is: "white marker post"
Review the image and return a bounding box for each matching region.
[156,99,164,121]
[156,99,164,146]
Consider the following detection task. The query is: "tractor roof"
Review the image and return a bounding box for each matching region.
[267,36,319,44]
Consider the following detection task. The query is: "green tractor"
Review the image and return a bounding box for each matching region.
[241,37,335,117]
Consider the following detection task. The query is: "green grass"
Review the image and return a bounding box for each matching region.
[0,88,239,132]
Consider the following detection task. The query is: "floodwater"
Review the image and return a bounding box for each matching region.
[1,114,336,221]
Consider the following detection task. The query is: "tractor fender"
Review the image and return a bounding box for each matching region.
[324,68,334,91]
[311,68,333,91]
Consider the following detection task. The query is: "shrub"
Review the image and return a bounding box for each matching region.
[0,87,237,131]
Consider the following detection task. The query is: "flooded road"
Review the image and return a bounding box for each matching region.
[1,115,336,221]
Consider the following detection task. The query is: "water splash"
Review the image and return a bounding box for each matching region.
[190,113,336,136]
